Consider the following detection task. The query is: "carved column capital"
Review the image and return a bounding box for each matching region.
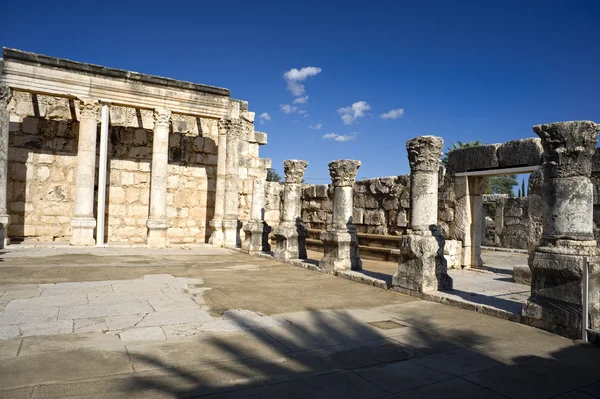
[153,108,172,128]
[328,159,361,187]
[533,121,600,178]
[78,98,100,120]
[0,85,12,109]
[283,159,308,184]
[406,135,444,172]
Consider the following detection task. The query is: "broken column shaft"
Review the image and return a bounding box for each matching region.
[523,120,600,338]
[273,160,308,260]
[393,135,452,292]
[319,159,362,271]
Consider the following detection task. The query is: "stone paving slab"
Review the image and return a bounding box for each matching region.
[0,246,598,398]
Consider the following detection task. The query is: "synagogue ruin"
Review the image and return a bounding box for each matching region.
[1,48,599,340]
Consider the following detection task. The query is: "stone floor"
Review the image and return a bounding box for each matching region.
[0,245,598,398]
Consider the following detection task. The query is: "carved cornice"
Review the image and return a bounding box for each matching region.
[329,159,361,187]
[406,135,443,172]
[283,159,308,184]
[78,98,100,120]
[0,85,12,109]
[533,121,600,178]
[154,108,172,128]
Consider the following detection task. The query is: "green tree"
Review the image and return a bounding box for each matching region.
[521,179,526,197]
[266,168,283,182]
[444,141,518,197]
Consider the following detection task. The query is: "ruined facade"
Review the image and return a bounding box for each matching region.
[0,48,269,246]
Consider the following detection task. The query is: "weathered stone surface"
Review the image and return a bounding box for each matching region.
[497,138,543,168]
[447,144,500,173]
[283,159,308,184]
[406,136,443,172]
[393,233,453,292]
[319,229,362,271]
[328,159,361,187]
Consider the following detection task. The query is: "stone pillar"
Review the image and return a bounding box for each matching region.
[208,122,227,246]
[495,198,505,245]
[146,108,171,246]
[273,160,308,260]
[523,121,600,338]
[223,119,241,248]
[454,175,485,268]
[243,167,269,254]
[0,85,11,248]
[393,136,453,292]
[71,98,100,246]
[319,160,362,271]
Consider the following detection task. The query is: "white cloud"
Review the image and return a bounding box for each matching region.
[284,67,321,96]
[284,67,322,81]
[293,96,308,104]
[259,112,271,121]
[260,120,264,124]
[322,132,358,142]
[298,110,306,115]
[380,108,405,119]
[337,101,371,125]
[279,104,298,114]
[309,123,323,130]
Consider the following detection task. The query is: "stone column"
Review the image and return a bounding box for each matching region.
[495,198,505,245]
[71,98,100,246]
[454,175,485,268]
[319,160,362,271]
[223,119,241,247]
[208,124,227,246]
[146,108,171,246]
[393,136,453,292]
[243,166,269,254]
[0,85,11,248]
[273,160,308,260]
[523,121,600,338]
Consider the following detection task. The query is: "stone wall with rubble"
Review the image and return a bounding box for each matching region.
[593,149,600,245]
[298,176,411,234]
[6,91,261,243]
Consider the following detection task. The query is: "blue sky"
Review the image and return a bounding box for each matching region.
[3,0,599,183]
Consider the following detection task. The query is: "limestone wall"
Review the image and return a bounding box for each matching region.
[299,176,411,234]
[6,91,261,243]
[264,181,284,228]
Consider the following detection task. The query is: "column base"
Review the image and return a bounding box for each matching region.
[208,219,224,246]
[146,218,170,247]
[319,229,362,271]
[393,233,453,293]
[522,246,599,339]
[0,214,10,249]
[71,217,96,246]
[223,219,240,248]
[273,222,306,260]
[243,220,268,254]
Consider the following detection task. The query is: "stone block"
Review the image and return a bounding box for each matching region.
[315,184,329,198]
[319,229,362,271]
[497,138,543,168]
[364,209,385,226]
[353,208,364,224]
[444,239,462,269]
[447,144,500,173]
[396,210,408,227]
[382,197,399,211]
[593,148,600,173]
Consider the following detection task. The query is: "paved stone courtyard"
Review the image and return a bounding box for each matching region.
[0,245,599,398]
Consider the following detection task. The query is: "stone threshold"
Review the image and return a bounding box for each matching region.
[481,246,528,254]
[5,241,214,249]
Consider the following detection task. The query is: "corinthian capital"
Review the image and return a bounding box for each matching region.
[406,135,443,172]
[0,85,12,109]
[329,159,361,187]
[283,159,308,184]
[78,98,100,120]
[533,121,600,178]
[154,108,172,128]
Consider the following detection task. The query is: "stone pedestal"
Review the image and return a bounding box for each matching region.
[273,160,308,260]
[146,108,171,246]
[71,98,100,246]
[393,136,452,292]
[319,159,362,271]
[0,85,11,248]
[393,232,453,291]
[523,121,600,338]
[208,125,227,246]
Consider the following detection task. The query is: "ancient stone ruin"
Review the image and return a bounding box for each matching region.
[2,48,599,340]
